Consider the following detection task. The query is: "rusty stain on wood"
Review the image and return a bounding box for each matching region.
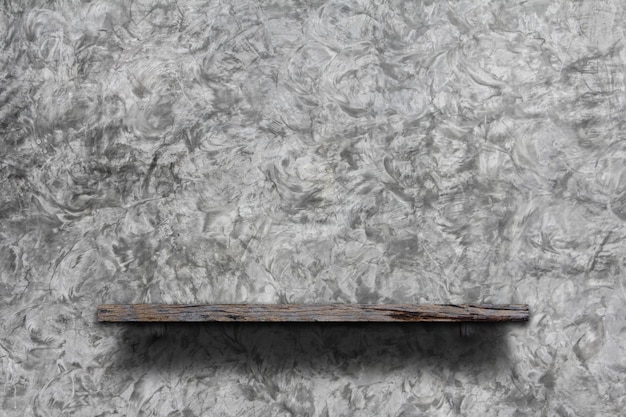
[97,304,529,323]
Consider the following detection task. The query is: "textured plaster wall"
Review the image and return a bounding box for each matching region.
[1,0,625,415]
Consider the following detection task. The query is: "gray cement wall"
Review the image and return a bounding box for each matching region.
[1,0,625,415]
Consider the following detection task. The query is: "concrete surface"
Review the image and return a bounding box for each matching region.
[1,0,625,415]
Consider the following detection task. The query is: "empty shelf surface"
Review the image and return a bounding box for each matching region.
[97,304,529,323]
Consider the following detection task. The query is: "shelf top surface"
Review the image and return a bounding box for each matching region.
[97,303,530,323]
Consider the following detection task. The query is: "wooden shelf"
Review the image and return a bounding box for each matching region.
[97,303,529,323]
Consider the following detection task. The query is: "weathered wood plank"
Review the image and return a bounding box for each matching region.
[97,304,529,322]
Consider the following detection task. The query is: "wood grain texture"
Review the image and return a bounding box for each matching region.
[97,304,529,322]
